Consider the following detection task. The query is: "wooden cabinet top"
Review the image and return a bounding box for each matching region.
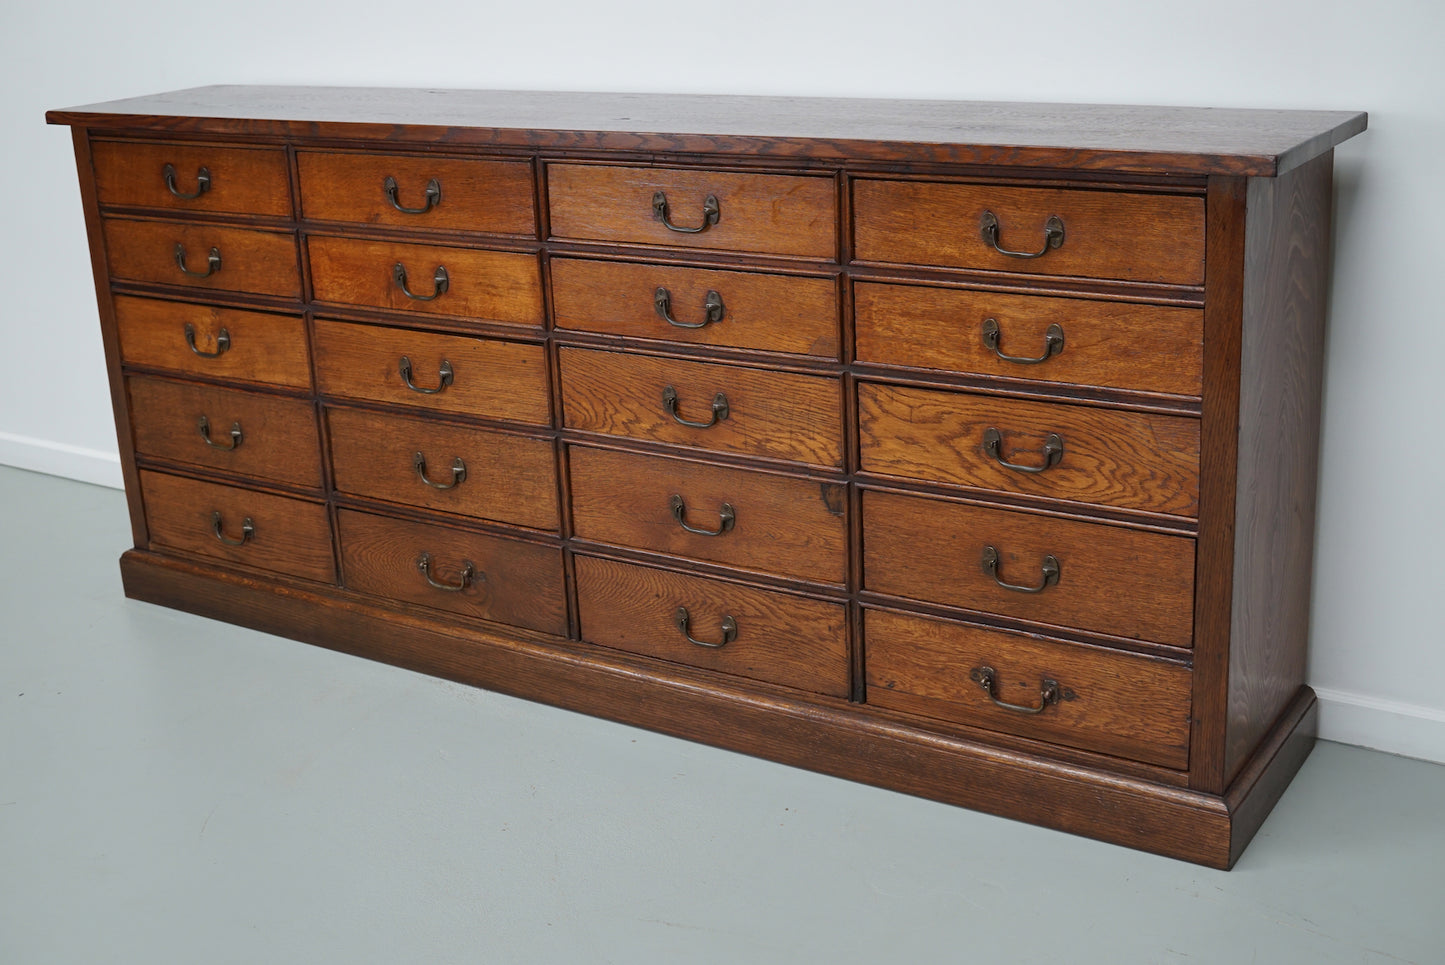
[48,86,1366,178]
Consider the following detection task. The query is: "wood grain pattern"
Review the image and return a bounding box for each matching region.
[865,608,1191,768]
[114,295,312,388]
[548,164,837,258]
[575,555,848,697]
[569,446,847,584]
[864,489,1196,647]
[308,236,543,326]
[297,151,535,234]
[90,139,291,216]
[551,258,840,358]
[336,509,565,635]
[853,180,1205,285]
[103,218,300,297]
[312,319,550,424]
[327,406,558,530]
[560,348,843,467]
[853,281,1203,396]
[858,382,1200,517]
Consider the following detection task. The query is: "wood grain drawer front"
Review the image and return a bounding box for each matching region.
[297,152,535,235]
[547,164,837,258]
[91,140,291,217]
[864,490,1195,647]
[139,470,335,582]
[576,556,849,697]
[859,384,1200,518]
[312,320,550,425]
[865,609,1191,769]
[113,296,311,389]
[853,283,1203,397]
[308,236,543,326]
[552,258,839,358]
[569,446,847,584]
[336,509,566,636]
[561,349,842,468]
[853,180,1205,286]
[327,407,559,530]
[128,376,321,488]
[103,218,300,298]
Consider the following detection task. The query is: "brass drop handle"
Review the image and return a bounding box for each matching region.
[383,175,441,214]
[675,606,737,649]
[175,243,221,278]
[980,211,1065,259]
[653,190,720,233]
[197,415,242,451]
[163,163,211,200]
[184,323,230,358]
[984,427,1064,474]
[393,262,449,301]
[654,287,725,329]
[982,319,1064,364]
[399,356,454,395]
[670,494,735,536]
[210,510,253,546]
[982,545,1060,594]
[414,451,466,490]
[417,553,478,592]
[969,666,1073,715]
[662,386,729,428]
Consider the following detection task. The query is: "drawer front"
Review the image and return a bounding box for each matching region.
[547,164,836,258]
[560,348,842,468]
[312,319,550,425]
[139,470,335,582]
[569,446,847,585]
[853,180,1205,286]
[865,609,1191,769]
[128,376,321,488]
[859,383,1200,517]
[114,296,312,389]
[864,489,1195,647]
[91,140,291,217]
[551,258,839,358]
[103,219,300,298]
[576,555,848,697]
[297,152,536,235]
[327,407,559,530]
[853,282,1203,397]
[308,236,543,326]
[336,509,566,636]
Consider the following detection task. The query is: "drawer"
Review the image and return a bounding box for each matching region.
[114,296,311,389]
[547,164,836,258]
[127,376,321,488]
[336,509,566,636]
[139,470,335,582]
[569,446,847,584]
[297,152,535,235]
[327,407,559,530]
[551,258,839,358]
[560,348,842,468]
[858,383,1200,517]
[308,236,543,326]
[103,218,300,298]
[852,180,1205,286]
[90,140,291,217]
[865,608,1191,769]
[312,319,549,425]
[853,282,1203,397]
[576,555,848,697]
[863,489,1195,647]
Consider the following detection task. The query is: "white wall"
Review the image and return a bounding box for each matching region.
[4,0,1441,763]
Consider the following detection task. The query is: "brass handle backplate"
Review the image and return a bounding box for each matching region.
[653,191,720,233]
[969,666,1074,714]
[383,176,441,214]
[163,163,211,200]
[175,243,221,278]
[670,494,735,536]
[984,427,1064,474]
[675,606,737,649]
[197,415,242,451]
[399,356,454,395]
[210,510,253,546]
[185,323,230,358]
[982,318,1064,364]
[662,386,729,428]
[981,545,1060,594]
[980,211,1065,259]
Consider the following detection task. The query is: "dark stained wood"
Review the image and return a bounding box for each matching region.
[854,180,1205,285]
[574,555,849,697]
[551,258,839,358]
[90,139,291,217]
[103,218,300,298]
[1226,688,1317,866]
[853,282,1203,396]
[858,382,1200,516]
[114,295,312,388]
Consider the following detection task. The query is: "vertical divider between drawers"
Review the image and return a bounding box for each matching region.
[838,169,866,704]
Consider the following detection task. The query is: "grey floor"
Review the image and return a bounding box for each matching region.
[2,467,1442,965]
